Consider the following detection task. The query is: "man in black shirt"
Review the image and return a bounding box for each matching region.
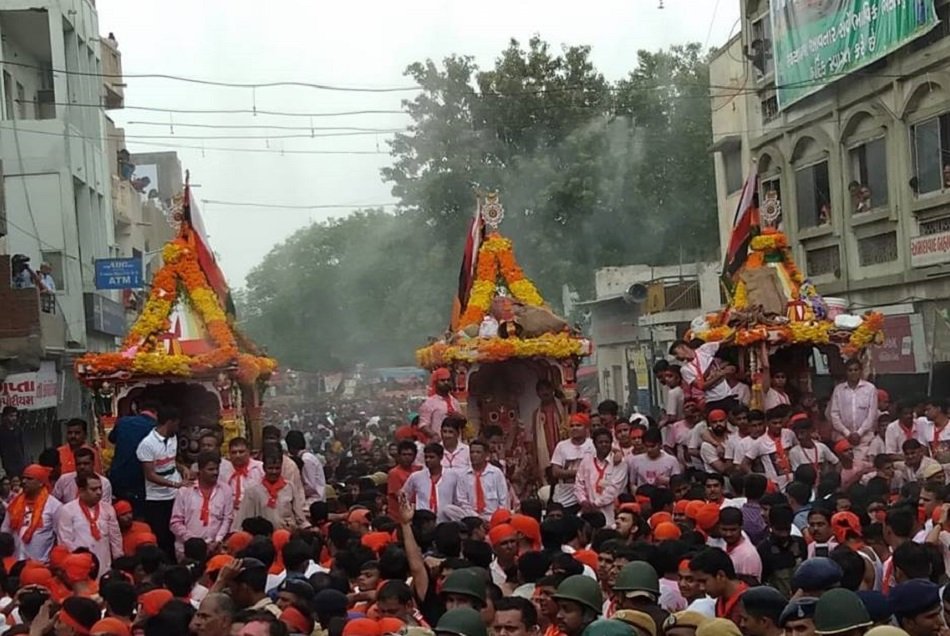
[0,407,26,480]
[756,504,806,598]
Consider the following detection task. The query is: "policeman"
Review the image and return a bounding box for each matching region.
[439,569,487,612]
[581,619,637,636]
[813,589,873,636]
[778,597,818,636]
[791,558,844,597]
[737,586,786,636]
[434,607,487,636]
[889,579,943,636]
[614,609,657,636]
[663,611,712,636]
[553,575,603,636]
[611,562,669,629]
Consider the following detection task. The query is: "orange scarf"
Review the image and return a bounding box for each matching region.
[474,469,486,514]
[770,433,791,475]
[262,478,286,509]
[229,463,250,509]
[79,501,102,541]
[8,488,49,544]
[199,485,214,526]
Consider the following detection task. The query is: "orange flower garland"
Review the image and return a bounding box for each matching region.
[76,226,276,384]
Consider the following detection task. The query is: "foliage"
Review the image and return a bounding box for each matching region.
[243,39,720,370]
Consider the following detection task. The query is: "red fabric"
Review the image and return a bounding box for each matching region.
[488,524,517,547]
[474,468,486,513]
[121,521,153,555]
[198,485,214,526]
[428,475,440,513]
[261,478,287,509]
[79,501,102,540]
[113,500,133,516]
[139,589,173,618]
[723,168,759,285]
[229,463,250,510]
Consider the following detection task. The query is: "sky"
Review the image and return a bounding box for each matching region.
[96,0,741,288]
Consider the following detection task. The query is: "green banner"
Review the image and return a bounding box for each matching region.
[771,0,937,109]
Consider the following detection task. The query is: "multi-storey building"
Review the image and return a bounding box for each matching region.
[710,0,950,392]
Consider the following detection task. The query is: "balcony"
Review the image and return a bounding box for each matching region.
[112,176,134,230]
[0,256,66,369]
[100,35,124,110]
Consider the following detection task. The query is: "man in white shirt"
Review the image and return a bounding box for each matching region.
[700,409,735,474]
[136,405,185,560]
[670,339,737,413]
[885,402,924,458]
[460,439,507,521]
[401,442,471,522]
[285,431,325,505]
[550,415,595,512]
[788,417,838,473]
[440,415,471,471]
[52,446,113,504]
[829,358,879,459]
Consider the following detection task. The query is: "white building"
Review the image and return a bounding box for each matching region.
[577,262,722,414]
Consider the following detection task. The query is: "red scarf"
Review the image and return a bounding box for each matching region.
[78,501,101,541]
[716,581,748,620]
[229,463,250,509]
[7,488,49,544]
[262,478,286,509]
[592,457,609,495]
[770,433,791,474]
[429,474,441,512]
[198,485,214,526]
[474,469,486,514]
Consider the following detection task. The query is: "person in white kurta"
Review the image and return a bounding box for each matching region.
[55,474,122,576]
[574,428,627,525]
[0,464,61,563]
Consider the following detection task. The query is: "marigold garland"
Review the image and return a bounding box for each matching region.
[416,332,589,368]
[458,232,547,329]
[76,226,276,384]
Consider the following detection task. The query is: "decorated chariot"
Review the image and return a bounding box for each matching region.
[689,189,884,407]
[74,183,276,467]
[416,193,593,497]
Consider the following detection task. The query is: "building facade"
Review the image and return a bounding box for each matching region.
[578,262,723,414]
[710,0,950,394]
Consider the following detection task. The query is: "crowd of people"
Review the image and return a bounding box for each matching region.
[0,341,948,636]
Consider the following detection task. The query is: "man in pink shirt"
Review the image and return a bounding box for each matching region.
[718,506,762,581]
[418,368,460,441]
[52,447,113,504]
[574,427,627,525]
[627,428,681,488]
[218,437,264,529]
[55,473,122,576]
[829,358,879,459]
[171,451,234,559]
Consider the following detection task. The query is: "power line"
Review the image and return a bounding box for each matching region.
[116,131,401,141]
[24,100,407,118]
[127,120,401,132]
[201,199,399,210]
[0,59,418,93]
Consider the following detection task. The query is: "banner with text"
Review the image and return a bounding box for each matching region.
[0,361,59,411]
[771,0,937,109]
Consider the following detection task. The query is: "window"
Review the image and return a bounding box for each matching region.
[724,149,744,194]
[761,91,779,124]
[795,160,831,229]
[849,138,888,212]
[806,245,840,277]
[920,216,950,235]
[857,232,899,266]
[910,113,950,195]
[15,83,25,119]
[751,15,774,78]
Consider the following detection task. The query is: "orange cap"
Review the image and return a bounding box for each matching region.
[362,531,394,554]
[125,532,158,553]
[226,531,253,554]
[62,553,94,584]
[23,464,51,485]
[20,565,54,588]
[113,500,133,516]
[488,523,518,547]
[831,511,862,544]
[834,439,852,454]
[685,500,705,520]
[206,554,234,574]
[91,617,131,636]
[138,589,173,618]
[570,413,591,427]
[618,503,641,515]
[573,549,599,571]
[648,512,673,529]
[490,508,513,528]
[347,509,372,526]
[654,522,682,541]
[511,514,541,548]
[673,500,690,515]
[394,426,416,442]
[695,503,721,532]
[279,606,312,634]
[342,618,382,636]
[270,529,292,575]
[49,545,70,570]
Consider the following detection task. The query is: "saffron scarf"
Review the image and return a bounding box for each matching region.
[7,488,50,543]
[79,501,102,541]
[229,463,250,509]
[261,478,287,509]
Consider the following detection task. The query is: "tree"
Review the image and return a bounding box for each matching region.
[242,39,719,370]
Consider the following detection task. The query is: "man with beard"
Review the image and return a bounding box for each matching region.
[493,597,541,636]
[419,368,460,442]
[891,579,944,636]
[52,447,113,504]
[700,410,734,475]
[615,504,643,544]
[534,573,567,636]
[55,473,122,573]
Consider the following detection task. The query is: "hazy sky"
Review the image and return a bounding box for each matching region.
[96,0,740,287]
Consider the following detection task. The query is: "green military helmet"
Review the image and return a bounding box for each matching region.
[582,619,637,636]
[613,562,660,595]
[434,607,487,636]
[813,588,872,635]
[553,574,604,615]
[440,569,487,604]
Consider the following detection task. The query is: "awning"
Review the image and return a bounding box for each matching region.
[707,134,741,154]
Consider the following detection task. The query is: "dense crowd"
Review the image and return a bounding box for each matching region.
[0,341,947,636]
